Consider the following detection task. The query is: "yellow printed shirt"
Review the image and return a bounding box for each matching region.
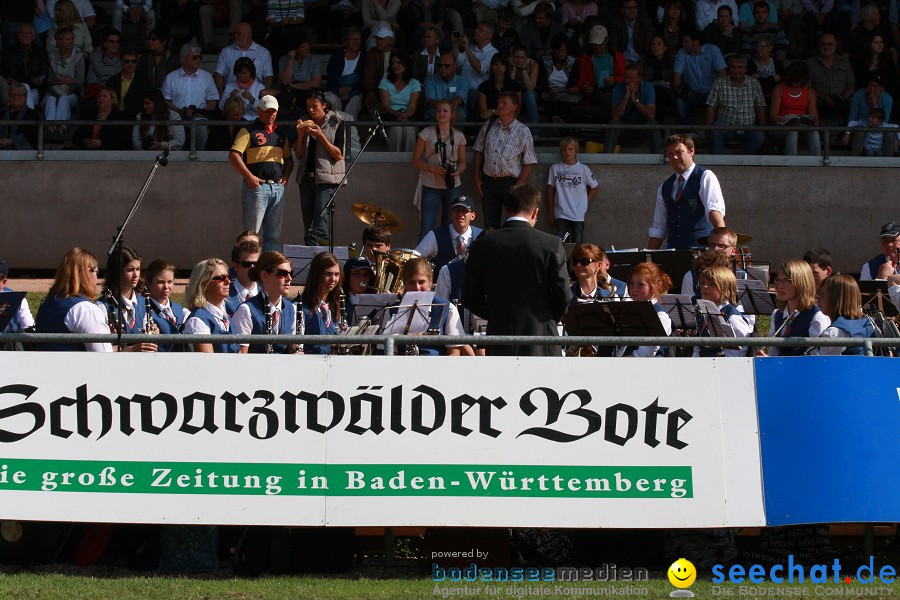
[230,120,292,181]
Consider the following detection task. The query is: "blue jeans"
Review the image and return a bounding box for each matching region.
[419,185,461,241]
[300,178,338,245]
[708,121,764,155]
[675,91,709,126]
[521,90,540,129]
[242,180,285,252]
[555,219,584,243]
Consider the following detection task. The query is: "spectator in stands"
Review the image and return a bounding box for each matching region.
[742,1,789,59]
[326,27,365,118]
[362,21,395,115]
[199,0,244,53]
[112,0,157,34]
[162,43,220,151]
[87,29,122,86]
[656,0,688,54]
[845,106,898,155]
[221,56,265,119]
[562,0,599,37]
[610,0,653,63]
[133,88,185,150]
[807,32,855,123]
[206,95,245,149]
[329,0,363,47]
[639,34,675,118]
[847,72,893,122]
[848,3,896,63]
[705,54,766,155]
[519,2,565,59]
[136,28,181,90]
[48,0,93,56]
[159,0,200,45]
[694,0,740,30]
[362,0,402,39]
[800,0,836,53]
[802,247,833,288]
[0,3,37,51]
[0,83,40,150]
[738,0,777,27]
[770,60,821,155]
[747,35,783,98]
[108,49,148,117]
[473,91,536,229]
[569,25,626,123]
[776,0,804,57]
[702,5,745,58]
[264,0,306,68]
[43,28,84,134]
[2,24,49,109]
[853,34,899,99]
[402,0,448,52]
[537,34,580,123]
[492,8,521,56]
[46,0,97,30]
[378,50,421,151]
[509,45,540,125]
[277,34,321,111]
[860,222,900,280]
[673,28,727,125]
[425,54,469,120]
[480,52,521,119]
[606,63,662,154]
[414,25,443,82]
[74,86,132,150]
[214,22,274,95]
[510,0,554,28]
[454,22,498,118]
[412,99,468,238]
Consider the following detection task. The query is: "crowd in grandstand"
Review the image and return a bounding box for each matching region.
[1,0,900,154]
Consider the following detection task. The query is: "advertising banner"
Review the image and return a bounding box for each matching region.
[0,354,765,527]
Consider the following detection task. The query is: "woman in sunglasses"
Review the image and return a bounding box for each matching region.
[297,252,342,354]
[183,258,240,353]
[232,251,299,354]
[570,244,627,302]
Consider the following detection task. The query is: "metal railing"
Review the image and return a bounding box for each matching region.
[1,332,894,356]
[3,118,898,164]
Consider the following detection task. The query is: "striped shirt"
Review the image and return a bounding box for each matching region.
[266,0,305,21]
[706,75,765,126]
[473,118,537,178]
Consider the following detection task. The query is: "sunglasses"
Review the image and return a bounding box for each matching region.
[211,274,232,282]
[269,269,293,279]
[238,260,256,268]
[572,258,595,266]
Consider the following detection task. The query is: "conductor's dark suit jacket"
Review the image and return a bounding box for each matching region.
[462,218,572,356]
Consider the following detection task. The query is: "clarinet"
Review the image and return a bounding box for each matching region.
[142,285,157,335]
[288,297,304,354]
[262,291,274,354]
[339,289,349,330]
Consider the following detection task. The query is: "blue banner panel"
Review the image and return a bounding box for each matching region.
[756,356,900,525]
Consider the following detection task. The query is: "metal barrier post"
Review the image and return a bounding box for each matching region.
[383,337,395,356]
[864,339,874,357]
[37,123,45,160]
[189,121,197,161]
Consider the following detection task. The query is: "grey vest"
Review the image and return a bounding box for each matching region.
[296,111,347,185]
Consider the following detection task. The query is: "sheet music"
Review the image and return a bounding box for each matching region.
[283,245,350,285]
[695,299,736,338]
[381,291,435,335]
[736,279,776,315]
[659,294,697,330]
[353,293,398,323]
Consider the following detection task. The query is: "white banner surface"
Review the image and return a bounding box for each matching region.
[0,354,765,527]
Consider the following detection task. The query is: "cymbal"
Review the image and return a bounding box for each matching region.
[351,203,405,231]
[696,232,753,246]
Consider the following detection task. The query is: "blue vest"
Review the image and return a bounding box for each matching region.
[447,259,466,302]
[388,295,454,356]
[150,299,185,352]
[600,277,627,299]
[1,287,23,332]
[34,295,92,351]
[225,282,256,317]
[865,254,896,279]
[243,294,296,354]
[830,316,875,356]
[187,306,240,353]
[696,303,747,357]
[433,226,483,273]
[98,294,148,335]
[772,305,821,356]
[661,165,711,250]
[301,302,339,355]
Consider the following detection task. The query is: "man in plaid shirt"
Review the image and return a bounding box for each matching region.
[705,54,767,155]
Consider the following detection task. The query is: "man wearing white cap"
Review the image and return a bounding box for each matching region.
[229,95,294,253]
[363,22,396,114]
[570,25,626,122]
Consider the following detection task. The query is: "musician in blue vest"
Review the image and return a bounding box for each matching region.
[759,259,830,356]
[396,257,470,355]
[570,244,628,302]
[98,245,159,352]
[224,240,261,317]
[692,265,753,357]
[858,222,899,280]
[34,247,113,352]
[680,228,748,296]
[342,256,375,326]
[815,274,875,355]
[647,134,726,251]
[297,252,342,355]
[144,260,189,352]
[232,251,299,354]
[414,197,483,275]
[0,259,34,333]
[182,258,240,353]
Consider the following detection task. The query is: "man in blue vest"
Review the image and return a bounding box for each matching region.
[415,197,483,275]
[859,222,900,280]
[647,134,726,250]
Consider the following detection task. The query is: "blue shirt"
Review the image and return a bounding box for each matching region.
[423,73,469,120]
[674,44,727,93]
[611,79,656,121]
[848,88,893,122]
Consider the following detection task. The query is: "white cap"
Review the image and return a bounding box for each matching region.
[371,21,394,40]
[259,95,279,111]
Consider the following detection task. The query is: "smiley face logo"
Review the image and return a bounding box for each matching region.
[668,558,696,588]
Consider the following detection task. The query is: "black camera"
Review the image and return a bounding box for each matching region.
[443,163,455,189]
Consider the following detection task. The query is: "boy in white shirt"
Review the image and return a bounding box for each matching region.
[546,137,599,243]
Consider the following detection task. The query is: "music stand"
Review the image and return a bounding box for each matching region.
[606,249,695,288]
[562,300,668,339]
[745,263,770,284]
[694,299,736,338]
[736,279,777,316]
[659,294,697,331]
[284,245,350,285]
[353,293,399,324]
[381,291,442,334]
[0,291,26,332]
[858,281,899,317]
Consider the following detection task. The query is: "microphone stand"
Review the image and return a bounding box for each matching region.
[107,145,170,350]
[319,117,386,254]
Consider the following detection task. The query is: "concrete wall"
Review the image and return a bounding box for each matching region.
[4,152,895,275]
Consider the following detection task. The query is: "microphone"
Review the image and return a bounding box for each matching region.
[373,110,390,145]
[158,142,171,166]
